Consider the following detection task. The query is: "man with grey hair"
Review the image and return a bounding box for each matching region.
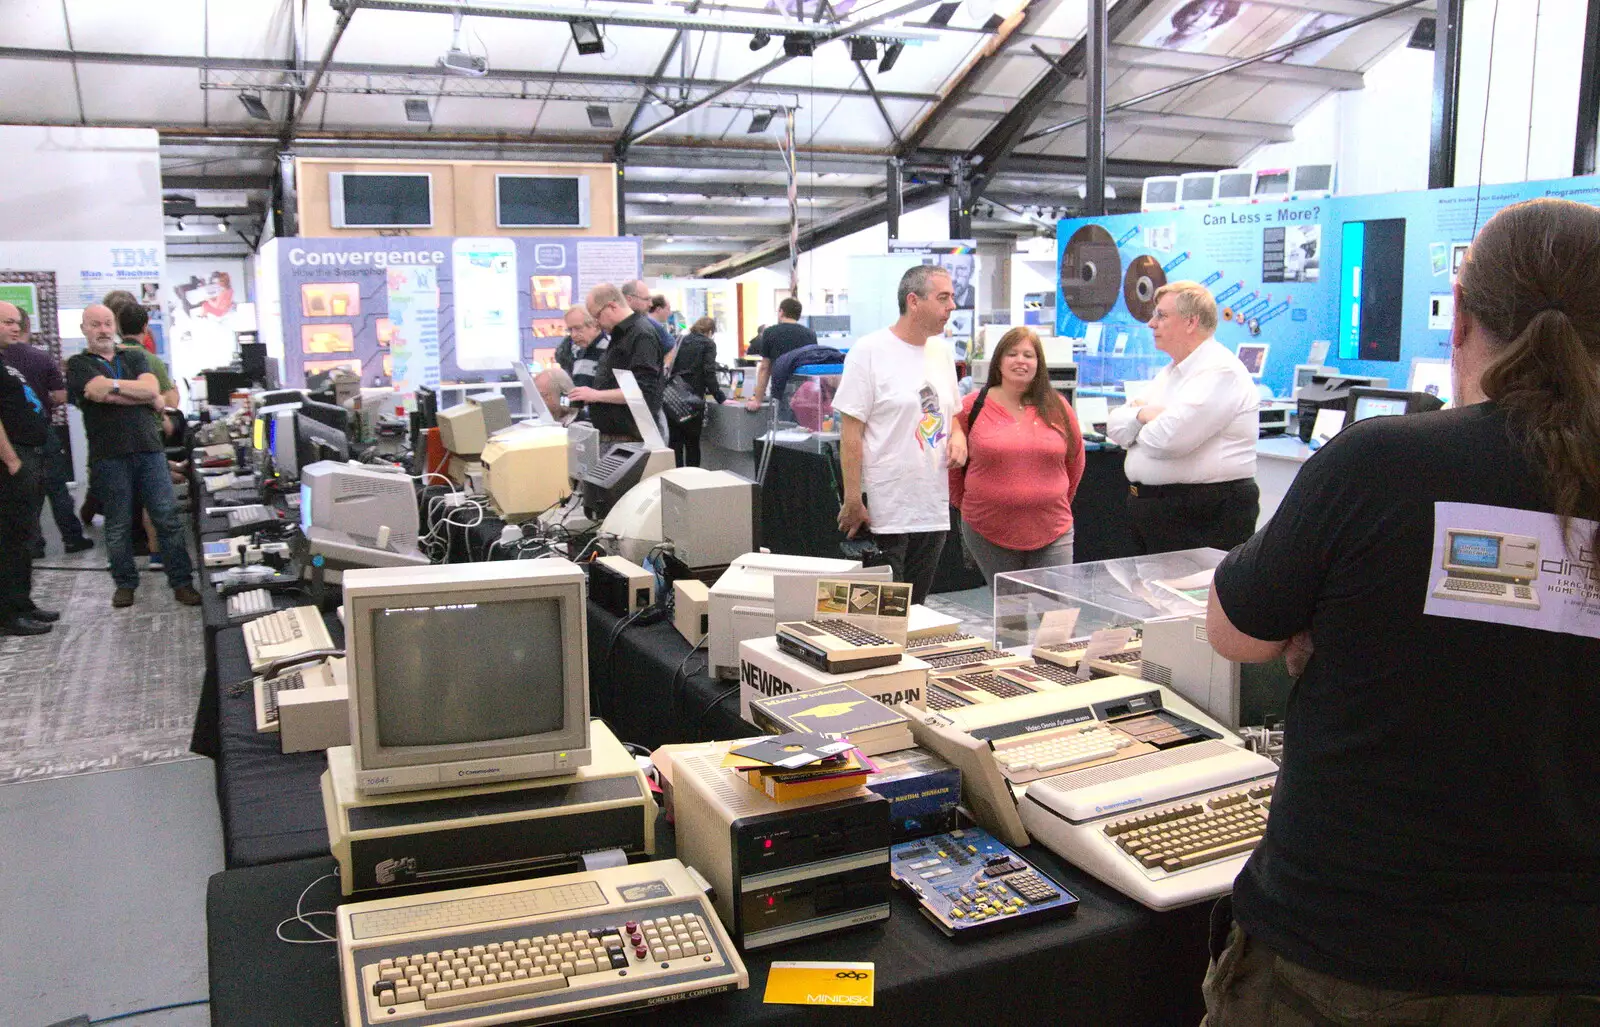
[622,279,673,355]
[65,304,199,608]
[575,283,665,440]
[554,304,607,392]
[1105,279,1259,554]
[832,264,966,603]
[535,367,576,425]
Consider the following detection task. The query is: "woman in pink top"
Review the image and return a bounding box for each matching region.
[950,327,1086,584]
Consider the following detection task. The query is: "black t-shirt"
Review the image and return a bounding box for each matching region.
[0,361,47,448]
[1213,402,1600,993]
[590,312,663,439]
[752,321,816,363]
[66,348,164,463]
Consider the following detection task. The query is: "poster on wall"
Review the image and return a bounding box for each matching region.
[164,258,254,391]
[386,265,441,394]
[887,240,977,360]
[268,235,642,389]
[0,282,38,318]
[1052,173,1600,396]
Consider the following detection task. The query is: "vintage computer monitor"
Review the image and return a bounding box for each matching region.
[473,393,512,434]
[1253,168,1291,203]
[1346,386,1445,424]
[567,421,602,483]
[239,342,269,385]
[1215,169,1255,205]
[297,413,350,470]
[1296,374,1390,442]
[481,424,571,519]
[1141,176,1180,212]
[300,397,353,435]
[1177,172,1218,208]
[1290,163,1336,200]
[1235,343,1270,379]
[270,410,302,479]
[342,559,592,795]
[1140,614,1293,731]
[1407,357,1453,408]
[204,369,254,407]
[300,461,427,568]
[437,401,487,456]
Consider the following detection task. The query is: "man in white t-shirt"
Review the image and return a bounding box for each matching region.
[832,264,966,603]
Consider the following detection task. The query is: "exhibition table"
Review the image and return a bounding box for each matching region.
[1255,435,1315,529]
[207,849,1212,1027]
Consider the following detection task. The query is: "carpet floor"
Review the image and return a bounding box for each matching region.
[0,553,207,784]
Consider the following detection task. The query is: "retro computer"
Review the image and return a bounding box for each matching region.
[437,394,512,458]
[1346,386,1445,424]
[270,410,351,480]
[299,461,428,568]
[1431,529,1541,610]
[481,424,571,520]
[339,559,593,794]
[1140,176,1180,213]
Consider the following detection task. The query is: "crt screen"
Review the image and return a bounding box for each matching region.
[371,597,565,747]
[1450,534,1501,569]
[1353,396,1408,420]
[1145,180,1178,204]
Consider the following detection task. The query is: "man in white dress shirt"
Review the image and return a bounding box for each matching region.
[1105,281,1260,554]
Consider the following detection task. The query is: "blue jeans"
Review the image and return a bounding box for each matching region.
[93,451,193,590]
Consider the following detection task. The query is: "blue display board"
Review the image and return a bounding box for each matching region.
[274,236,642,388]
[1055,175,1600,396]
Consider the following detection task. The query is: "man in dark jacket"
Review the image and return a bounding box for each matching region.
[575,283,664,441]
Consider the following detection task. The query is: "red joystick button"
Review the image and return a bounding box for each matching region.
[634,946,648,959]
[624,922,638,932]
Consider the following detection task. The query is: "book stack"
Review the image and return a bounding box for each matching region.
[748,685,913,756]
[725,732,875,802]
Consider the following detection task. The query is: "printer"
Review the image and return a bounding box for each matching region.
[1297,374,1388,442]
[707,553,872,679]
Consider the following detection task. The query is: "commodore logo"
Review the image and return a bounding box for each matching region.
[1095,797,1142,813]
[458,767,500,777]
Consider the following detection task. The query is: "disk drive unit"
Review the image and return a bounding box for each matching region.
[672,750,891,950]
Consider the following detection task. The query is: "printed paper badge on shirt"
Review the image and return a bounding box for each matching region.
[1425,501,1600,639]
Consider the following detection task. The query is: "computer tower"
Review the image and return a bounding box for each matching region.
[660,470,753,570]
[671,750,890,950]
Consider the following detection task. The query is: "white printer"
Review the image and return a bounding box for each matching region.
[707,553,874,679]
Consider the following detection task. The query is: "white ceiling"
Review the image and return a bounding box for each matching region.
[0,0,1433,272]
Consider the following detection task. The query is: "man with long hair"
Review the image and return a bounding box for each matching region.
[1203,198,1600,1021]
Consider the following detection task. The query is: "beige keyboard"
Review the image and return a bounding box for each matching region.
[992,722,1149,783]
[243,606,334,672]
[1103,783,1273,874]
[337,859,747,1026]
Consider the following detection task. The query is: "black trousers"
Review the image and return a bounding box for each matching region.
[668,412,704,468]
[0,443,44,620]
[871,530,947,605]
[1125,477,1260,556]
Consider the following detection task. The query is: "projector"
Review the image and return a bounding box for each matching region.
[437,48,488,76]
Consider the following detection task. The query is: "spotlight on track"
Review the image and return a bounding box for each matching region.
[570,18,605,56]
[238,92,271,120]
[878,41,904,73]
[849,37,877,61]
[404,98,432,123]
[782,34,814,57]
[750,30,771,51]
[587,104,613,129]
[747,109,776,134]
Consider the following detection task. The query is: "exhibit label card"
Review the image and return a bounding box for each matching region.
[764,961,875,1007]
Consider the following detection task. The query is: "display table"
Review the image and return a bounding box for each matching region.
[207,848,1211,1027]
[209,610,346,868]
[586,601,751,748]
[1255,435,1314,528]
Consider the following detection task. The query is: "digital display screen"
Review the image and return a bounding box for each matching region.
[1449,533,1501,569]
[1339,218,1407,362]
[1218,174,1253,199]
[337,174,432,227]
[1295,165,1333,191]
[1353,396,1409,420]
[371,598,565,747]
[498,176,585,227]
[1181,176,1215,201]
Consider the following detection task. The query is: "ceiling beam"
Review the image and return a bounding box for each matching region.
[623,202,809,218]
[901,0,1051,153]
[162,174,274,190]
[1104,43,1366,91]
[624,0,949,147]
[695,183,944,278]
[964,0,1161,200]
[622,181,875,199]
[0,47,941,104]
[282,0,358,143]
[952,102,1298,142]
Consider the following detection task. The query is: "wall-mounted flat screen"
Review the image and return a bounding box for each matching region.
[1338,218,1407,362]
[497,175,592,228]
[329,172,434,229]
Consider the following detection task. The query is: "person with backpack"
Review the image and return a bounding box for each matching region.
[949,327,1085,585]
